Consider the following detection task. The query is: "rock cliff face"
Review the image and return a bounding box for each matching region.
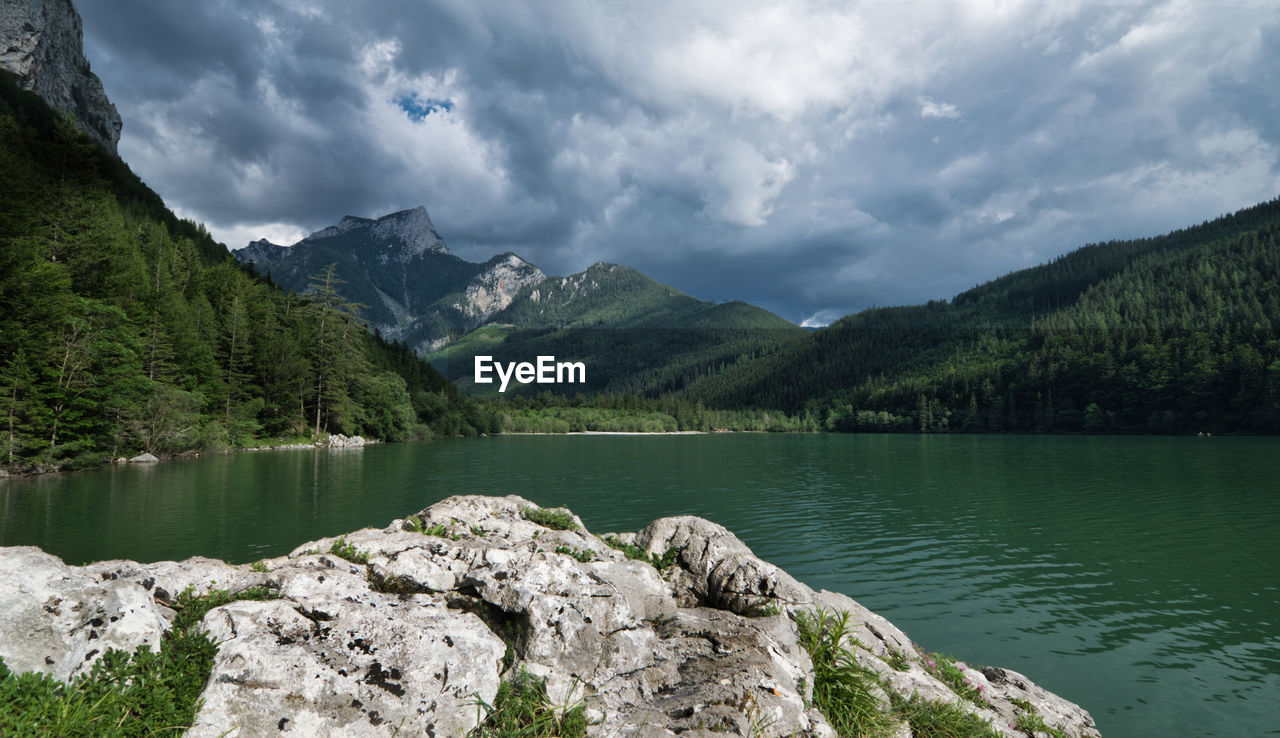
[234,208,546,353]
[0,496,1101,736]
[0,0,121,153]
[458,253,547,322]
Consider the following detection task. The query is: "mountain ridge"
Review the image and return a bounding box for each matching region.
[233,209,799,363]
[234,208,547,352]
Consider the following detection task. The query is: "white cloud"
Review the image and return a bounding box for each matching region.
[354,43,512,220]
[800,309,842,328]
[702,141,797,227]
[82,0,1280,322]
[918,96,962,120]
[212,221,309,250]
[562,1,928,121]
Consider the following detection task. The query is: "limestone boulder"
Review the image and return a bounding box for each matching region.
[188,570,504,737]
[0,547,169,682]
[0,495,1102,737]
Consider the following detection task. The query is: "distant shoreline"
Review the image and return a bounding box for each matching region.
[501,430,707,436]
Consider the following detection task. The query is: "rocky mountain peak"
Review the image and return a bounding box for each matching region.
[0,0,122,154]
[302,206,448,257]
[370,206,445,254]
[305,215,369,241]
[235,238,285,264]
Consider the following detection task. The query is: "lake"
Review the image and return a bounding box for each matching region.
[2,433,1277,737]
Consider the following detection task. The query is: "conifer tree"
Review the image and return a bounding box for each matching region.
[305,264,368,436]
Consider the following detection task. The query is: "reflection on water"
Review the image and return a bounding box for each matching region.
[2,434,1279,737]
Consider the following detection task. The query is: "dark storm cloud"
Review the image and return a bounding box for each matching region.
[81,2,265,98]
[79,1,1280,325]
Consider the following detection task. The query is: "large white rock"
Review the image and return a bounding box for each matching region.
[0,548,170,682]
[188,581,504,737]
[0,495,1101,737]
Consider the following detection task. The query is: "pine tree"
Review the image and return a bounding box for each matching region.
[0,350,41,464]
[305,265,368,436]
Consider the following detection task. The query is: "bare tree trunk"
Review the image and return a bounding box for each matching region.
[6,384,16,464]
[314,375,323,438]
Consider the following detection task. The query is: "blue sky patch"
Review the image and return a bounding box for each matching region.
[396,95,454,122]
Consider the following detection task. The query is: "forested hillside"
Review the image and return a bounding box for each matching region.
[688,198,1280,434]
[432,263,806,397]
[0,73,477,472]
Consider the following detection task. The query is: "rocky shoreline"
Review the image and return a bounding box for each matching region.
[0,435,376,479]
[0,495,1100,736]
[237,433,374,452]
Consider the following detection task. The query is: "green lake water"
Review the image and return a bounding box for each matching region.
[2,434,1277,737]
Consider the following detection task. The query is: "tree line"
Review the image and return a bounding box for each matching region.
[682,198,1280,435]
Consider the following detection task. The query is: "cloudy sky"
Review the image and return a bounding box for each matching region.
[80,1,1280,326]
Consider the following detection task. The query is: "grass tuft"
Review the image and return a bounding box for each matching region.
[554,545,595,563]
[919,651,988,707]
[468,668,588,737]
[404,515,461,539]
[521,507,579,531]
[328,536,370,565]
[171,583,279,631]
[601,535,679,573]
[367,569,415,595]
[743,599,783,618]
[1013,704,1068,738]
[883,648,911,672]
[796,609,894,738]
[892,693,1002,738]
[0,583,280,736]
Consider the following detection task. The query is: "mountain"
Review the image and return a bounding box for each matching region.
[431,262,807,397]
[0,0,120,153]
[235,208,546,352]
[234,210,807,396]
[685,197,1280,434]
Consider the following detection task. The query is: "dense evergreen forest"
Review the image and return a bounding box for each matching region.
[686,198,1280,434]
[0,73,482,472]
